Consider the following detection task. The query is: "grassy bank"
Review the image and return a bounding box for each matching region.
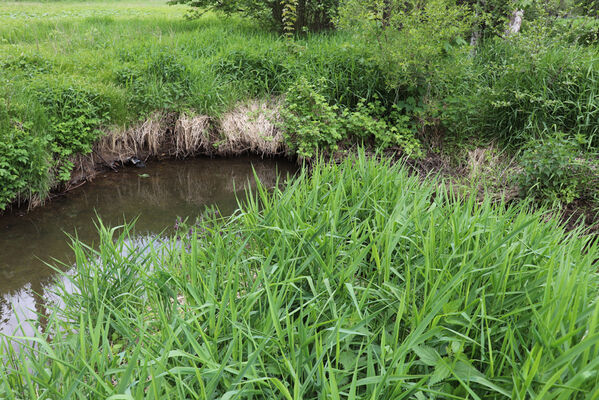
[2,0,599,217]
[0,0,391,210]
[2,154,599,398]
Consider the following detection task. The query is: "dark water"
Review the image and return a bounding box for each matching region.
[0,156,297,336]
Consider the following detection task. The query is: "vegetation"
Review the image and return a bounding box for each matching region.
[0,1,391,209]
[2,0,599,211]
[2,154,599,398]
[3,0,599,397]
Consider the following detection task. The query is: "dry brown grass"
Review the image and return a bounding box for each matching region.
[97,112,171,162]
[173,114,211,157]
[465,146,520,202]
[217,99,286,156]
[66,99,290,188]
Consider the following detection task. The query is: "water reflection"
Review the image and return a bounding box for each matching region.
[0,156,297,335]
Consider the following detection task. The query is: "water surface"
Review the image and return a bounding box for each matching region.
[0,156,297,335]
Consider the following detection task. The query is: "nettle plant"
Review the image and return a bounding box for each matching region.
[280,77,422,157]
[0,119,49,209]
[518,134,598,205]
[36,85,111,182]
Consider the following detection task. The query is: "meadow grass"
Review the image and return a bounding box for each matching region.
[1,153,598,399]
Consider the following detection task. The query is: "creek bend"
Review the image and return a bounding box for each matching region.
[0,156,297,336]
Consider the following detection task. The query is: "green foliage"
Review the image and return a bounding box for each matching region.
[168,0,338,32]
[280,77,343,156]
[280,77,421,157]
[0,53,52,77]
[116,52,194,113]
[337,0,474,89]
[33,83,111,180]
[215,46,290,95]
[442,32,599,147]
[2,154,599,397]
[0,117,48,209]
[552,15,599,45]
[518,134,598,205]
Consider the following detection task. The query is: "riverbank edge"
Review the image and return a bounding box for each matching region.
[4,98,598,233]
[3,99,296,213]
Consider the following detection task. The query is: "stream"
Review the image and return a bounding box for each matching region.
[0,156,297,336]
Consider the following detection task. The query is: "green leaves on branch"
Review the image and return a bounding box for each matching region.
[518,134,598,205]
[337,0,474,88]
[168,0,338,33]
[280,77,422,157]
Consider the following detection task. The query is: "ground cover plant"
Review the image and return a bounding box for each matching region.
[2,154,599,398]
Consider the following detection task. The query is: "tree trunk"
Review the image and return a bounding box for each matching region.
[271,0,283,31]
[505,9,524,36]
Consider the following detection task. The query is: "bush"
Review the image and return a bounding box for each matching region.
[280,77,421,157]
[0,106,49,209]
[517,134,598,205]
[34,84,112,181]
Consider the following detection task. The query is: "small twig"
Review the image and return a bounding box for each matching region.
[93,148,118,172]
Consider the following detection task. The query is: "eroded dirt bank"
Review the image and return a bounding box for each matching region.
[69,99,291,187]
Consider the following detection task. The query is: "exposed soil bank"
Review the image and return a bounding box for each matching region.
[69,99,291,189]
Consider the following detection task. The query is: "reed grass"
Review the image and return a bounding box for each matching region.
[1,153,598,399]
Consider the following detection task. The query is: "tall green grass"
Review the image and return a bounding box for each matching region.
[2,153,598,398]
[442,33,599,147]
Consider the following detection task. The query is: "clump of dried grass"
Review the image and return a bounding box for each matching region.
[69,100,290,187]
[98,113,170,162]
[466,146,520,202]
[173,114,211,157]
[217,99,287,156]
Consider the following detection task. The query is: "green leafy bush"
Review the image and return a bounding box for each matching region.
[35,84,112,181]
[0,115,49,209]
[280,77,343,157]
[552,16,599,45]
[280,77,421,157]
[517,135,598,205]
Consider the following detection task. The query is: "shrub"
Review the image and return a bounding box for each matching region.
[517,134,598,205]
[34,84,112,181]
[280,77,343,157]
[0,112,49,209]
[280,77,421,157]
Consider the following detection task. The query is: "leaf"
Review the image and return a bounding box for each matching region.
[413,345,441,366]
[430,358,451,385]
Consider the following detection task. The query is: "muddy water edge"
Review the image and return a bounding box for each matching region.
[0,156,298,336]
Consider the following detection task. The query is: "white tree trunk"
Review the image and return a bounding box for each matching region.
[505,9,524,36]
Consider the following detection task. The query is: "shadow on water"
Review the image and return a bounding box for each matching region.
[0,156,297,336]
